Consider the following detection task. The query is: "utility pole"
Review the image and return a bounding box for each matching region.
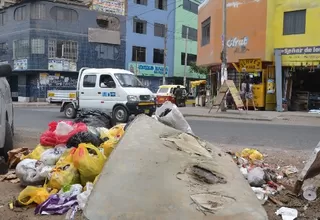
[183,27,189,87]
[221,0,227,111]
[163,24,167,85]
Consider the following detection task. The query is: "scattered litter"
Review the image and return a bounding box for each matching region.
[282,166,298,176]
[0,170,19,183]
[251,187,268,204]
[247,167,266,187]
[308,109,320,114]
[240,148,264,162]
[275,207,298,220]
[302,184,317,201]
[7,148,30,169]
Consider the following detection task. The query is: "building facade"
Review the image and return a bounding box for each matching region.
[173,0,205,85]
[125,0,175,92]
[197,0,320,111]
[0,0,126,101]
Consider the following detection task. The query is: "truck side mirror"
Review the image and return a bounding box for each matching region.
[0,64,12,78]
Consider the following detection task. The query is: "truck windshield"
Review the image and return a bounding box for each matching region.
[115,73,144,88]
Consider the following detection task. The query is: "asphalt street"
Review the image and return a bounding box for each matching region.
[14,107,320,150]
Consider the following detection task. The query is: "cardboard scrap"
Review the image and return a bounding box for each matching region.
[7,148,30,169]
[0,170,19,183]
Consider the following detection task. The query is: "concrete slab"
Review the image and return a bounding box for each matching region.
[83,115,268,220]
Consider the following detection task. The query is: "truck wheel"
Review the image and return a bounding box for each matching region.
[113,105,129,123]
[64,103,77,119]
[0,121,13,161]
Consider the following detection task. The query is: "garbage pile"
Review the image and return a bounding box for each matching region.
[229,148,307,220]
[8,110,126,218]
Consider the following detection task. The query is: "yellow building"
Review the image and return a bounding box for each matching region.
[267,0,320,111]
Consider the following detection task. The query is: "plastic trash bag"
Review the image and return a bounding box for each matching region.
[100,139,117,158]
[240,148,264,162]
[77,182,94,210]
[58,184,83,200]
[40,146,67,166]
[96,127,109,140]
[40,131,57,147]
[72,143,106,185]
[247,167,266,187]
[18,186,57,206]
[21,144,51,160]
[66,131,103,148]
[74,110,113,129]
[54,121,74,136]
[16,159,53,186]
[48,162,80,190]
[35,194,78,215]
[108,124,125,140]
[55,149,73,167]
[155,101,193,134]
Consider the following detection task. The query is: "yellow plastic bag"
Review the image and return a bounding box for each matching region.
[55,148,73,167]
[21,144,51,160]
[240,148,263,162]
[17,185,57,206]
[100,139,117,158]
[107,124,125,140]
[72,143,106,186]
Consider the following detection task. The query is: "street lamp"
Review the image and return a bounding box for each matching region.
[163,4,182,85]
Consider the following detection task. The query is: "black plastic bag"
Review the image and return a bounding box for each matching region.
[74,110,113,129]
[66,131,103,148]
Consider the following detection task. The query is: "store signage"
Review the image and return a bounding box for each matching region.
[13,59,27,70]
[227,37,249,48]
[128,63,168,77]
[239,58,262,71]
[280,46,320,55]
[48,59,77,72]
[91,0,125,16]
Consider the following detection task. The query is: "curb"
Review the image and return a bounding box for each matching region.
[183,114,273,122]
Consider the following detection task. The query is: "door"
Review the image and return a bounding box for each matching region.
[97,74,119,112]
[78,74,100,109]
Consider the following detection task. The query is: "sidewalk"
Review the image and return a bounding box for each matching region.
[180,106,320,121]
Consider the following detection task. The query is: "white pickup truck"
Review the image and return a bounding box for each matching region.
[60,67,156,123]
[0,64,14,161]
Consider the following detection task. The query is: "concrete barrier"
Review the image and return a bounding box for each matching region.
[83,115,268,220]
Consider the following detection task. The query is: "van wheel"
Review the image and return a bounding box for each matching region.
[113,105,129,123]
[0,121,13,161]
[64,103,76,119]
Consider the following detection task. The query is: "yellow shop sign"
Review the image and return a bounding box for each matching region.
[280,46,320,66]
[239,59,262,71]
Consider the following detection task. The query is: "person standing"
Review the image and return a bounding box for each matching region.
[174,86,182,107]
[241,74,257,112]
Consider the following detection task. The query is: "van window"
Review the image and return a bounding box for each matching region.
[100,75,116,88]
[158,88,169,93]
[83,75,96,87]
[114,73,144,88]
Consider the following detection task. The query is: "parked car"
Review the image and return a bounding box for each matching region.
[0,64,14,161]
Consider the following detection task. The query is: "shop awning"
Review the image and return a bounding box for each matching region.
[190,80,206,88]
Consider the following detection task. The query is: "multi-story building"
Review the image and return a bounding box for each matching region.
[0,0,126,102]
[172,0,205,85]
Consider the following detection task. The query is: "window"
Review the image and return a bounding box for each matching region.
[132,46,146,62]
[50,6,78,22]
[13,40,29,59]
[14,6,27,21]
[95,44,116,60]
[182,25,197,41]
[283,10,306,35]
[31,3,46,20]
[155,0,167,10]
[201,17,211,46]
[133,19,147,34]
[134,0,147,6]
[0,13,5,26]
[48,40,78,60]
[154,23,165,37]
[153,48,164,64]
[181,52,197,66]
[0,43,7,56]
[115,73,143,88]
[83,75,96,88]
[100,75,116,88]
[183,0,198,14]
[31,39,45,54]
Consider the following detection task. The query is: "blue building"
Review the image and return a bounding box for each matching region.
[126,0,175,92]
[0,0,126,101]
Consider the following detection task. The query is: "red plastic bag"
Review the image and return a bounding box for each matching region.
[40,131,57,147]
[55,122,87,144]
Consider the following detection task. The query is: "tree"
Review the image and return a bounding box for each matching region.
[189,62,209,75]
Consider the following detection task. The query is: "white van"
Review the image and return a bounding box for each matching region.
[60,68,156,123]
[0,64,14,160]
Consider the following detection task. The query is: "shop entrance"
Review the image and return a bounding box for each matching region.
[290,68,320,111]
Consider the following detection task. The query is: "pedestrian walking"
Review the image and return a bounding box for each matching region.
[241,74,257,112]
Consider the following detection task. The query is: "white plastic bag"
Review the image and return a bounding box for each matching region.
[155,101,193,134]
[59,184,83,199]
[16,159,52,186]
[55,121,74,136]
[275,207,298,220]
[77,182,94,210]
[40,146,67,166]
[247,167,266,187]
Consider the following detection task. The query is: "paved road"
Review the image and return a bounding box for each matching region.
[14,107,320,150]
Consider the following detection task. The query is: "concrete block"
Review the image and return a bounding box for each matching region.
[83,115,268,220]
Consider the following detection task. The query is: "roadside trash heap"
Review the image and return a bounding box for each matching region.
[8,110,128,217]
[228,148,302,220]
